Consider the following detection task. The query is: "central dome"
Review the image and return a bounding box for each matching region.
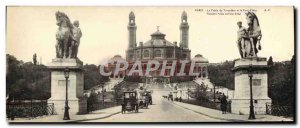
[143,30,175,47]
[111,55,125,62]
[150,31,166,39]
[192,54,209,63]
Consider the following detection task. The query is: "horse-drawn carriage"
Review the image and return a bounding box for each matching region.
[121,91,138,114]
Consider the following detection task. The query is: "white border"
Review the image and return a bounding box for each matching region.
[1,0,299,128]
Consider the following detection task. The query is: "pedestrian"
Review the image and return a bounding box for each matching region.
[220,93,227,114]
[168,92,173,101]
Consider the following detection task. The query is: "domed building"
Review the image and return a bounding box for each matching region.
[192,54,209,79]
[126,11,191,62]
[105,55,126,79]
[125,11,191,85]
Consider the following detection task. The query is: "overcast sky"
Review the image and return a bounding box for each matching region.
[6,6,294,65]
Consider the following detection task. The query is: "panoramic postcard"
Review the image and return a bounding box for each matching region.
[6,6,295,123]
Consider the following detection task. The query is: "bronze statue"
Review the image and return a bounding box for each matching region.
[55,11,82,59]
[72,20,82,58]
[236,21,247,58]
[237,12,262,58]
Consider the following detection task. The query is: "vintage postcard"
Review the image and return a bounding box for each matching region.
[6,6,295,123]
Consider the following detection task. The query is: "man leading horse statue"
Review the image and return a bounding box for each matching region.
[236,12,262,58]
[55,11,82,59]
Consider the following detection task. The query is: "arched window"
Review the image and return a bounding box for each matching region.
[154,50,162,57]
[202,67,206,72]
[202,67,206,77]
[136,51,140,58]
[166,50,173,58]
[144,50,150,58]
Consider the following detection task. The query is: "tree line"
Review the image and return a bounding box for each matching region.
[6,54,109,100]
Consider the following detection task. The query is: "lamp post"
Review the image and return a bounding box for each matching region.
[63,67,70,120]
[101,83,105,108]
[187,88,190,102]
[248,64,255,119]
[213,84,216,103]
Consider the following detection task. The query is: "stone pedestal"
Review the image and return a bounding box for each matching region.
[231,57,271,115]
[47,58,87,115]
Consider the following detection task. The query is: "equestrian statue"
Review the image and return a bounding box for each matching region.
[236,12,262,58]
[55,11,82,59]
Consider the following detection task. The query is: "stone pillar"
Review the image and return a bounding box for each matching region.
[47,58,87,115]
[231,57,271,115]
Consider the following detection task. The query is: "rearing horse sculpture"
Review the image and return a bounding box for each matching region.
[55,11,75,58]
[240,12,262,58]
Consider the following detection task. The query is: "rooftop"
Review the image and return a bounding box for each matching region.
[142,27,175,47]
[192,54,209,63]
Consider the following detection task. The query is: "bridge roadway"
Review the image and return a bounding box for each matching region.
[83,90,225,122]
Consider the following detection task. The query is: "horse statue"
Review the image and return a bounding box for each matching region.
[238,12,262,58]
[55,11,77,58]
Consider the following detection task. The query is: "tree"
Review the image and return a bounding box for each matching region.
[194,82,209,101]
[33,53,37,65]
[268,55,295,106]
[83,64,109,90]
[267,56,274,90]
[6,54,50,100]
[208,61,234,90]
[7,54,111,100]
[267,56,274,66]
[6,54,23,96]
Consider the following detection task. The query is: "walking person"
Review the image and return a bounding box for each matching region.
[220,93,228,114]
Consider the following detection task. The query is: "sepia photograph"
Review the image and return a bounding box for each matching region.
[5,6,295,123]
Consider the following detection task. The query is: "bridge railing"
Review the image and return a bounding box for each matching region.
[87,101,120,112]
[266,102,293,117]
[181,99,232,113]
[6,100,56,119]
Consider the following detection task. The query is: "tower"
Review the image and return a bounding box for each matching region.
[180,11,189,49]
[126,11,137,61]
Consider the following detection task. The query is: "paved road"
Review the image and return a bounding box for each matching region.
[83,90,225,122]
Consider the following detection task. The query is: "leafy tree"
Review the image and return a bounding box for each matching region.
[6,54,50,100]
[6,54,23,95]
[208,61,234,90]
[194,82,209,101]
[83,64,109,90]
[6,54,110,100]
[33,53,37,65]
[268,56,295,106]
[267,56,274,66]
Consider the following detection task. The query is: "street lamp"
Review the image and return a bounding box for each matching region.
[248,64,255,119]
[101,83,105,108]
[213,84,216,103]
[63,67,70,120]
[187,88,190,102]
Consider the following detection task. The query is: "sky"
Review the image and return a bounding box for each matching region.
[6,6,294,65]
